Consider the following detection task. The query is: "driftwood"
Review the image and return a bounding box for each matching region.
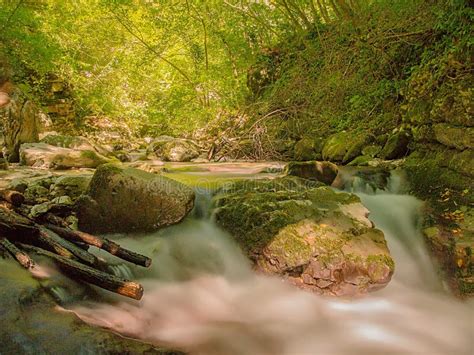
[0,190,25,206]
[20,244,144,300]
[38,227,98,266]
[0,237,33,268]
[45,224,152,267]
[0,199,151,300]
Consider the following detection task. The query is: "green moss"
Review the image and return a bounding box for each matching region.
[213,177,361,255]
[367,254,395,272]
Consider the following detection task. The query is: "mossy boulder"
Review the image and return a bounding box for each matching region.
[49,175,92,201]
[361,145,382,158]
[76,164,195,233]
[293,137,324,161]
[285,161,338,185]
[322,132,373,163]
[379,131,411,160]
[19,143,114,169]
[404,148,474,204]
[161,140,200,162]
[433,123,474,151]
[347,155,373,166]
[213,178,394,296]
[149,136,200,162]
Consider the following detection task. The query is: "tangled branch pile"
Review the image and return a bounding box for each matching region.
[0,189,151,300]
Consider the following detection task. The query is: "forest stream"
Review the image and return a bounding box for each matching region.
[48,165,472,355]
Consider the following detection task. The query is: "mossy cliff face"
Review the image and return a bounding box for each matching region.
[213,177,394,296]
[76,163,195,233]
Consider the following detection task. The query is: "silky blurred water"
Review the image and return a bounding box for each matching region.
[72,169,474,355]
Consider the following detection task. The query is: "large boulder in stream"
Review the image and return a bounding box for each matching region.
[213,177,394,296]
[76,164,195,233]
[19,143,114,169]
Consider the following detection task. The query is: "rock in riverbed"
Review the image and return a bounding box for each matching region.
[76,164,195,233]
[213,177,394,296]
[20,143,114,169]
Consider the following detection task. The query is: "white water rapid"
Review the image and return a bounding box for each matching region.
[72,171,474,355]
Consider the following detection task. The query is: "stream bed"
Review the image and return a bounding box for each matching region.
[66,164,473,355]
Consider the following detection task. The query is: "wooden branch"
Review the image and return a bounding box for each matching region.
[20,244,144,300]
[0,190,25,206]
[38,227,98,266]
[0,237,33,268]
[0,204,38,238]
[45,224,152,267]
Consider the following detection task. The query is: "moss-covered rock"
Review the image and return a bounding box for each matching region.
[293,137,324,161]
[322,131,373,163]
[49,175,92,201]
[148,136,200,162]
[213,178,394,296]
[285,161,338,185]
[76,163,195,233]
[362,145,382,158]
[379,131,411,160]
[433,124,474,150]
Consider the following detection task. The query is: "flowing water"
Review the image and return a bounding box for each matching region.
[71,167,473,355]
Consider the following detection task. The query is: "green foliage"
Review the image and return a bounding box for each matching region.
[0,0,472,143]
[248,0,473,144]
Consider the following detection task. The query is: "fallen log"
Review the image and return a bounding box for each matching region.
[0,204,38,238]
[20,244,144,300]
[45,224,152,267]
[0,190,25,206]
[38,227,98,266]
[0,237,34,268]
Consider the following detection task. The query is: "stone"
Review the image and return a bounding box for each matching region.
[24,184,50,204]
[76,164,195,233]
[49,175,92,201]
[19,143,113,169]
[293,137,323,161]
[7,178,29,193]
[2,95,40,162]
[30,196,73,218]
[379,131,411,160]
[148,136,200,162]
[361,145,382,158]
[213,178,394,296]
[41,134,111,156]
[433,123,474,151]
[322,132,372,163]
[161,140,200,162]
[285,161,338,185]
[347,155,373,166]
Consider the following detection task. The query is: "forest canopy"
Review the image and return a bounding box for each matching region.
[0,0,472,142]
